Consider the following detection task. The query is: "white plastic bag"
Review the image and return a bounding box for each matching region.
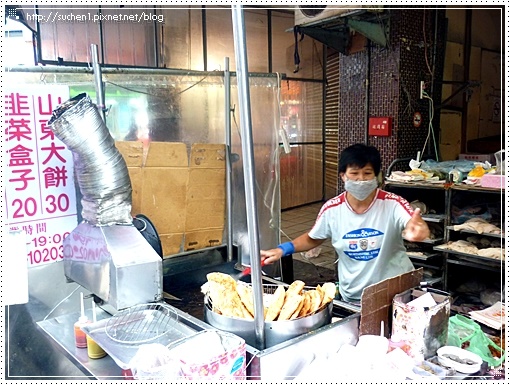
[129,343,181,380]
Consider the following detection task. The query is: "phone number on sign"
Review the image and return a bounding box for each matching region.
[29,232,70,265]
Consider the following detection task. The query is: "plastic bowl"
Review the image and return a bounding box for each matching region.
[437,346,482,374]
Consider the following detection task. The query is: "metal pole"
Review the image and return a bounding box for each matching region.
[231,5,265,350]
[224,57,233,262]
[7,66,281,78]
[90,44,106,122]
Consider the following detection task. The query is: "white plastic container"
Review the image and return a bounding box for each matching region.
[413,359,448,379]
[437,346,482,374]
[356,334,389,361]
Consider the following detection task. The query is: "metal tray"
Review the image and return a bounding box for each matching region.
[81,311,198,369]
[204,284,333,349]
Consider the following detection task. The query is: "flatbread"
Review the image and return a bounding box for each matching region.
[316,284,325,303]
[320,282,336,307]
[307,289,322,314]
[206,272,252,319]
[286,280,305,297]
[298,291,312,318]
[290,295,305,320]
[217,289,248,319]
[236,284,254,317]
[278,293,303,321]
[265,285,286,321]
[206,272,236,291]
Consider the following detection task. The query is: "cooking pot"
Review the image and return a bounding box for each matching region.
[204,284,332,348]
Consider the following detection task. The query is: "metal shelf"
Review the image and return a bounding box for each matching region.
[406,252,441,261]
[416,238,444,245]
[446,257,503,272]
[446,226,505,240]
[384,180,447,190]
[434,246,505,265]
[423,276,443,286]
[422,214,446,223]
[451,184,504,194]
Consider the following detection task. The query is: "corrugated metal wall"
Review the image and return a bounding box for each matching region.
[324,49,340,200]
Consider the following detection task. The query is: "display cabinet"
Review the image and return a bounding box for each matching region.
[434,185,505,293]
[383,181,505,293]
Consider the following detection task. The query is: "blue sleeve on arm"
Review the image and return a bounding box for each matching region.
[277,241,295,256]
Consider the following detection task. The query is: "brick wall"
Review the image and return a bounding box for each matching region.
[337,8,446,190]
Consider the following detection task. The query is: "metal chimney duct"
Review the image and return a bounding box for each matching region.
[48,93,162,310]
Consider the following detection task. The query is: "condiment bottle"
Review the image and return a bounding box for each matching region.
[74,292,89,348]
[86,335,107,359]
[86,300,107,359]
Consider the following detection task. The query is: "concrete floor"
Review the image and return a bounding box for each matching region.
[280,202,337,271]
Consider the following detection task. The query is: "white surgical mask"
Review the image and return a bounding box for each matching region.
[344,177,378,201]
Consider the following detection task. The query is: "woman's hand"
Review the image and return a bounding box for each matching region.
[403,208,430,242]
[260,247,284,265]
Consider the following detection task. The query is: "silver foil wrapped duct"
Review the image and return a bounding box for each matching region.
[48,93,132,225]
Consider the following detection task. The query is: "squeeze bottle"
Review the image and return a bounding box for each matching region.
[86,300,106,359]
[74,292,89,348]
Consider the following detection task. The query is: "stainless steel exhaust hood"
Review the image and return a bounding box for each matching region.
[49,93,162,310]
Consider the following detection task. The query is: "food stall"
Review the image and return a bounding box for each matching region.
[5,6,362,381]
[5,6,505,381]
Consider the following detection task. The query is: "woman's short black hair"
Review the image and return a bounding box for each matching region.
[339,143,381,176]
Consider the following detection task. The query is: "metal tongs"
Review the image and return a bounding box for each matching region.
[234,259,269,280]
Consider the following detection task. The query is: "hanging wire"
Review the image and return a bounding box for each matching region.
[420,91,439,161]
[104,74,211,97]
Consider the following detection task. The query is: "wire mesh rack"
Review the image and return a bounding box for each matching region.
[105,303,179,344]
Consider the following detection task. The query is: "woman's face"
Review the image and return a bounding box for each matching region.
[341,164,376,182]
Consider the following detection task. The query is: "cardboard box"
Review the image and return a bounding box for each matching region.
[116,141,226,257]
[359,268,423,337]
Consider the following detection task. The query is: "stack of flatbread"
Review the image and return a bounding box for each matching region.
[202,272,336,321]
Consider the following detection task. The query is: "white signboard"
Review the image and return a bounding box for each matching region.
[4,85,78,267]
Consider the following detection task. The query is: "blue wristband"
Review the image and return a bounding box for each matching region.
[277,242,295,256]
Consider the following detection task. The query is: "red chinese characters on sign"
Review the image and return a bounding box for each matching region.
[4,86,77,267]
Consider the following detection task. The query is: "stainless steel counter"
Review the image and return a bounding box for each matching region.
[36,304,216,380]
[8,256,361,380]
[36,308,123,380]
[34,302,361,381]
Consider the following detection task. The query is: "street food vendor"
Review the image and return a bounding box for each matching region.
[261,143,430,304]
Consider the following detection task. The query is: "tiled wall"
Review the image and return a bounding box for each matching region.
[337,8,446,190]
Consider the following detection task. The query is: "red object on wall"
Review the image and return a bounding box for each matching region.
[368,117,392,136]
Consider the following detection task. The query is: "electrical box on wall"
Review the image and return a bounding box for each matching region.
[368,117,392,136]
